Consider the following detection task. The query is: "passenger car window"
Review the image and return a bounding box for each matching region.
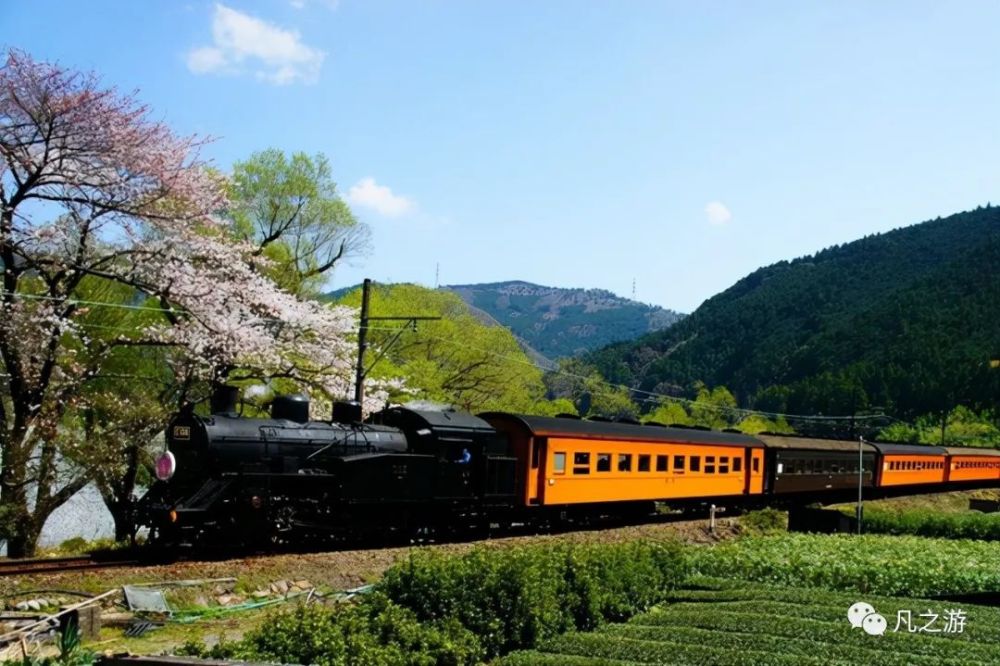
[553,452,566,474]
[690,456,701,472]
[719,457,729,474]
[656,455,668,472]
[573,452,590,475]
[638,454,651,472]
[733,457,742,473]
[674,455,685,473]
[618,454,632,472]
[596,453,611,472]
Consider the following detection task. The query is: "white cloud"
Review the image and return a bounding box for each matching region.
[290,0,339,9]
[185,3,325,85]
[704,201,732,226]
[346,178,415,217]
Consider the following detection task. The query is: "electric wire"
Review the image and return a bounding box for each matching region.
[0,290,919,427]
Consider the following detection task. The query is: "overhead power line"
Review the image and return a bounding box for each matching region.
[1,290,912,427]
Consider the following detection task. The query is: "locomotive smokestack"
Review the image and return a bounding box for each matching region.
[210,385,239,415]
[272,394,310,423]
[332,401,363,424]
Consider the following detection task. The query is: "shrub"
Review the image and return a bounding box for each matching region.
[739,508,787,534]
[380,540,688,659]
[690,533,1000,596]
[858,508,1000,540]
[178,594,483,666]
[179,540,686,665]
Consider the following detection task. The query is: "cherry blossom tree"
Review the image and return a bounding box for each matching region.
[0,50,374,555]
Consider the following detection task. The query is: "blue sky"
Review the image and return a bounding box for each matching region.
[6,1,999,311]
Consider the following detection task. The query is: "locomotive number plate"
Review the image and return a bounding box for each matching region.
[173,426,191,440]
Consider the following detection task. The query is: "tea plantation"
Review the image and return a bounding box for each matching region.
[502,578,1000,665]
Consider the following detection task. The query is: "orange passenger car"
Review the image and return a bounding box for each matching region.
[479,413,764,506]
[945,447,1000,483]
[872,443,947,487]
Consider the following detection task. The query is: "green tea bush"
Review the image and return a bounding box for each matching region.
[380,540,688,659]
[739,508,787,534]
[630,608,995,664]
[521,633,823,666]
[178,594,483,666]
[178,540,686,665]
[860,508,1000,540]
[690,533,1000,597]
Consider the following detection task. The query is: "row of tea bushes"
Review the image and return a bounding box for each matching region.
[689,533,1000,596]
[503,578,999,666]
[858,507,1000,540]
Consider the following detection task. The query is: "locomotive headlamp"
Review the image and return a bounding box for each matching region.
[155,451,176,481]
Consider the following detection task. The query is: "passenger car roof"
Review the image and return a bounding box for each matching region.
[943,446,1000,457]
[866,442,947,455]
[479,412,764,448]
[756,434,878,453]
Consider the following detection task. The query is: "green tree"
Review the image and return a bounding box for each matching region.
[643,400,691,426]
[880,406,1000,447]
[543,358,639,420]
[229,149,369,296]
[689,383,738,429]
[337,284,552,413]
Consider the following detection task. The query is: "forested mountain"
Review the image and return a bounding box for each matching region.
[587,205,1000,420]
[445,281,684,359]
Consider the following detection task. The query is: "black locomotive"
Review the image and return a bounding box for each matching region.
[140,387,518,546]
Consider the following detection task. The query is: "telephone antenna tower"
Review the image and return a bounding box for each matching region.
[435,263,440,288]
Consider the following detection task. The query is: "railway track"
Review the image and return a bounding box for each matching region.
[0,554,139,577]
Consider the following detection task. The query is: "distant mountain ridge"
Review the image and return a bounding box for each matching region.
[586,205,1000,419]
[445,281,684,359]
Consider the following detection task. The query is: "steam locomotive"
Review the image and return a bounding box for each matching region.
[138,387,1000,547]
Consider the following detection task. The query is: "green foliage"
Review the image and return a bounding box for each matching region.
[542,358,639,420]
[587,206,1000,423]
[879,406,1000,447]
[688,383,738,430]
[643,400,691,425]
[856,508,1000,541]
[739,508,788,535]
[531,398,579,417]
[178,595,482,666]
[505,579,1000,666]
[379,541,688,659]
[230,149,366,296]
[643,385,795,434]
[179,541,687,664]
[335,284,550,412]
[690,533,1000,596]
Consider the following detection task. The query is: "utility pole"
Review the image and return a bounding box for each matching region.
[352,278,441,407]
[857,436,865,535]
[435,263,440,288]
[353,278,372,404]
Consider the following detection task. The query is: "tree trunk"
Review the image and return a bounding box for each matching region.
[5,511,42,558]
[106,498,136,544]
